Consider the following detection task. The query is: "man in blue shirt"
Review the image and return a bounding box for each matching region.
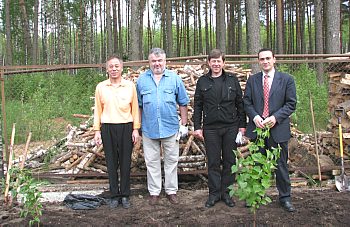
[137,48,190,205]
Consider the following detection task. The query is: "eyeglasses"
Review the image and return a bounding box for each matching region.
[259,57,272,61]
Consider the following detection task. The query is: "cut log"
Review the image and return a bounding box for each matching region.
[55,151,73,164]
[178,155,206,162]
[77,153,93,170]
[73,114,91,119]
[341,78,350,86]
[65,155,84,171]
[178,161,206,168]
[181,135,194,156]
[66,179,109,184]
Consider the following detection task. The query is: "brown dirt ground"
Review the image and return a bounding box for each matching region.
[1,176,350,227]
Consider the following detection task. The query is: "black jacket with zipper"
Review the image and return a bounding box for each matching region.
[193,69,246,130]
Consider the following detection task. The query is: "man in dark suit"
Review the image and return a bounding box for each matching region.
[243,48,297,212]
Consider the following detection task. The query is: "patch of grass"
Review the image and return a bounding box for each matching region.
[4,70,106,143]
[279,64,329,133]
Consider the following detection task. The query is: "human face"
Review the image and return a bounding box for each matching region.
[107,58,123,81]
[258,51,276,73]
[149,53,166,76]
[208,56,225,77]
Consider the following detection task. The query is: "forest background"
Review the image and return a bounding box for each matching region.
[0,0,348,65]
[0,0,346,146]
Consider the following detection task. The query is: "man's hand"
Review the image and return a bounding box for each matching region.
[253,115,265,128]
[239,127,246,135]
[177,125,188,140]
[132,129,140,145]
[94,131,102,146]
[193,129,204,140]
[262,116,276,128]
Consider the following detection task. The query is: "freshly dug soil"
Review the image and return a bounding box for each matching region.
[1,177,350,226]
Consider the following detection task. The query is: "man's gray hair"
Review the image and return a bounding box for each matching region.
[149,48,166,58]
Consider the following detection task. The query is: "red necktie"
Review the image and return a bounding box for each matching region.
[262,74,270,118]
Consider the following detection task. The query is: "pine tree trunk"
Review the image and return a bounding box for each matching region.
[106,0,113,57]
[197,0,203,54]
[276,0,284,54]
[204,0,210,53]
[326,0,341,54]
[32,0,39,64]
[129,0,141,60]
[237,0,242,54]
[246,0,260,74]
[315,0,324,84]
[216,0,226,51]
[112,0,119,54]
[166,0,173,57]
[19,0,33,63]
[5,0,12,65]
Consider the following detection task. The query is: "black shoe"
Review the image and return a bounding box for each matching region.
[205,197,219,208]
[121,197,131,209]
[108,198,119,208]
[280,201,296,212]
[222,197,235,207]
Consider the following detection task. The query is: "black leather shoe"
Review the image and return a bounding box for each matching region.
[108,198,119,208]
[205,197,219,208]
[222,197,235,207]
[121,197,131,209]
[280,201,296,212]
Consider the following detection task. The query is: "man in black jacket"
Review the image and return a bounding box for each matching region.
[193,49,246,208]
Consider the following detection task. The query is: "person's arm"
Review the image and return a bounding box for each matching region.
[243,76,264,128]
[179,105,188,126]
[193,78,203,131]
[131,83,141,144]
[93,86,103,145]
[131,83,141,130]
[234,75,246,129]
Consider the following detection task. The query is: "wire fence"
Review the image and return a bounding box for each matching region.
[1,54,349,162]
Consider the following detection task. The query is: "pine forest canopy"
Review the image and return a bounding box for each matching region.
[0,0,348,66]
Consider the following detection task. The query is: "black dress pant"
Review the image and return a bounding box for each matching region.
[260,136,291,202]
[101,123,133,198]
[203,126,238,199]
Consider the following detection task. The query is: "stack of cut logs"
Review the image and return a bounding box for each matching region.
[326,59,350,163]
[39,62,251,175]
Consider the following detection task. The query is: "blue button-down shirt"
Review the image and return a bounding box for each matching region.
[136,69,190,139]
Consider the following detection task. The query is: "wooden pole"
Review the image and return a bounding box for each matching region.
[19,132,32,169]
[4,123,15,204]
[0,68,8,178]
[309,91,322,186]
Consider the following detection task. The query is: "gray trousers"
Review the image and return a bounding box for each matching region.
[142,134,179,196]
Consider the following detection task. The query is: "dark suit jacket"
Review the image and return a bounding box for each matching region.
[243,70,297,143]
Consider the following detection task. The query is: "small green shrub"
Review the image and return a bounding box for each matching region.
[229,127,281,214]
[2,167,45,226]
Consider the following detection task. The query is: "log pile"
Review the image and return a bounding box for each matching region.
[326,59,350,163]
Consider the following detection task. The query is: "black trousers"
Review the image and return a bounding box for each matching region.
[203,126,238,199]
[260,136,291,202]
[101,123,133,198]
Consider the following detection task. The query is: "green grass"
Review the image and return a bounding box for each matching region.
[3,70,106,143]
[280,64,329,133]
